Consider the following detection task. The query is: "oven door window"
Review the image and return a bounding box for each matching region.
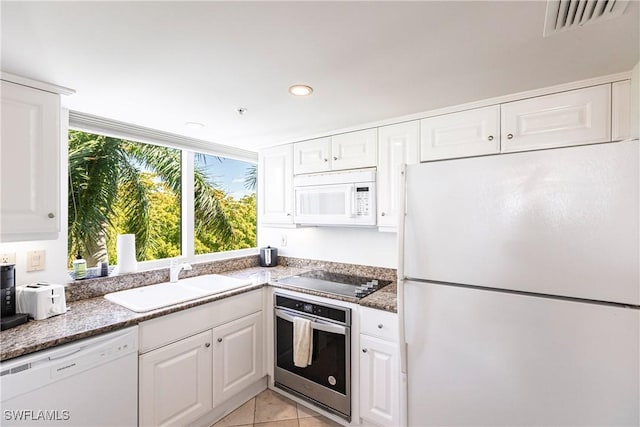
[276,315,347,395]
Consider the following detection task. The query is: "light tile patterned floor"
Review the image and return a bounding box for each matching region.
[212,389,342,427]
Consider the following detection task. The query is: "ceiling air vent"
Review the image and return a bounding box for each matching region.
[543,0,630,37]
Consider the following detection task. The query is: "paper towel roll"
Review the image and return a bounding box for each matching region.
[116,234,137,274]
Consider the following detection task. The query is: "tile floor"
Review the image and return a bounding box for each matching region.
[212,389,342,427]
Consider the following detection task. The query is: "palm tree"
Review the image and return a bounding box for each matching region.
[68,130,233,266]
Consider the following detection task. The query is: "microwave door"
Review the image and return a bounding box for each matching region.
[295,183,356,225]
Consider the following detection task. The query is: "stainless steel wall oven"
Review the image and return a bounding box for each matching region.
[274,293,351,420]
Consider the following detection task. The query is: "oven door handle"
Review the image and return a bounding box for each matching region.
[275,308,347,336]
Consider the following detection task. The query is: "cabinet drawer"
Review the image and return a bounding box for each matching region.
[501,84,611,153]
[139,289,263,353]
[360,307,398,341]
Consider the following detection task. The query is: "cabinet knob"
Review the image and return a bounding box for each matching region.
[378,324,383,329]
[47,212,55,219]
[205,343,211,348]
[217,338,223,343]
[333,156,338,161]
[487,135,494,141]
[381,212,386,217]
[286,213,291,216]
[362,348,368,353]
[324,158,328,162]
[507,133,514,140]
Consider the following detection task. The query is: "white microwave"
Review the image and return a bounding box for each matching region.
[293,168,376,226]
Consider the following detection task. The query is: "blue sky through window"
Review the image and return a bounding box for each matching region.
[195,154,255,200]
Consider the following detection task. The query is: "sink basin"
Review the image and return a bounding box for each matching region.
[104,274,252,312]
[178,274,252,294]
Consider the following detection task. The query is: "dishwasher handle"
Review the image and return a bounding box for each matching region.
[275,308,347,336]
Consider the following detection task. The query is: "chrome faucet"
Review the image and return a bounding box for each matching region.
[169,258,192,283]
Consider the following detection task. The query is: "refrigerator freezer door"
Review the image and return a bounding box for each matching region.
[404,140,639,305]
[404,280,639,426]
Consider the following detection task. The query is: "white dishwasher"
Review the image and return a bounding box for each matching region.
[1,326,138,426]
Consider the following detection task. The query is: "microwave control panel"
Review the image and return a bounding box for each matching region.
[355,186,371,216]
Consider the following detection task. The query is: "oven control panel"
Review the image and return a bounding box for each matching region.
[275,294,350,325]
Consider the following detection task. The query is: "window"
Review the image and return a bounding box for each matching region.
[67,130,182,266]
[193,153,257,255]
[67,128,258,270]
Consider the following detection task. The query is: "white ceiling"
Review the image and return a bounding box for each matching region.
[2,1,639,152]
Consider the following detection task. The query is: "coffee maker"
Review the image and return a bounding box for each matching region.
[1,264,29,330]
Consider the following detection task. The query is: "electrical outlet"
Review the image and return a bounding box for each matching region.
[281,234,288,247]
[0,252,16,264]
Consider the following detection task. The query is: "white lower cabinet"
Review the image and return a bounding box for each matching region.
[139,330,214,427]
[360,335,400,426]
[138,290,264,426]
[359,308,400,427]
[213,312,263,405]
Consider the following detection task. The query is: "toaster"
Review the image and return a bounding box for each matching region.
[17,283,67,320]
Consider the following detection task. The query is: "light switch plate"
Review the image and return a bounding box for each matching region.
[26,250,45,272]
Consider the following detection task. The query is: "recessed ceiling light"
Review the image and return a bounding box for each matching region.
[289,84,314,96]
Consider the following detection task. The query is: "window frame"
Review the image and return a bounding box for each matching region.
[68,112,259,272]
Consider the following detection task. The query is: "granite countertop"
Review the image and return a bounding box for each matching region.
[1,265,397,362]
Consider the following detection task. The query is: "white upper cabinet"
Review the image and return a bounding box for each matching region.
[293,137,331,174]
[293,130,377,174]
[258,144,294,225]
[377,121,419,230]
[1,81,60,241]
[420,105,500,161]
[612,80,631,141]
[331,128,377,171]
[501,84,611,153]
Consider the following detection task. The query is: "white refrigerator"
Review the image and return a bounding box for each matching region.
[400,140,639,426]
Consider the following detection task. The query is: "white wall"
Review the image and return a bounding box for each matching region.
[0,109,69,286]
[258,226,397,268]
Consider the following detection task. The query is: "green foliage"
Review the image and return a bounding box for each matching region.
[68,130,256,267]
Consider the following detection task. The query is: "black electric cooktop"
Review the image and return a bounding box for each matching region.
[276,270,391,298]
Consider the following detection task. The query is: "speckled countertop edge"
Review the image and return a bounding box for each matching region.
[1,261,397,362]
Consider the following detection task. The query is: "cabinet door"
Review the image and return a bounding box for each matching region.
[360,335,400,427]
[612,80,631,141]
[213,312,263,405]
[1,81,60,241]
[501,84,611,153]
[258,145,294,224]
[377,121,419,230]
[139,330,213,427]
[293,137,331,174]
[331,128,377,170]
[420,105,500,161]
